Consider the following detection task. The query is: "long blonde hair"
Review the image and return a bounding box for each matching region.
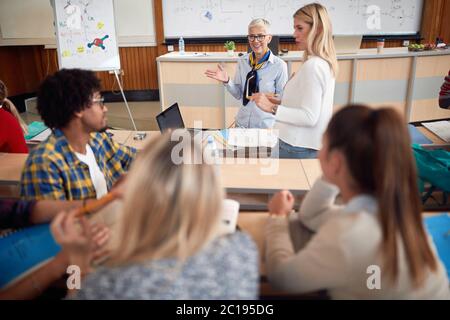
[107,132,224,266]
[0,80,28,134]
[294,3,338,77]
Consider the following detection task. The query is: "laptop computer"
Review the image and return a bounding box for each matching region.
[156,102,209,133]
[333,35,362,54]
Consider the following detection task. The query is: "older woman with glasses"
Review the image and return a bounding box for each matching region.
[205,18,288,129]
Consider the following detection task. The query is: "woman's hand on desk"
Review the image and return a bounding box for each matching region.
[205,64,229,83]
[268,190,295,216]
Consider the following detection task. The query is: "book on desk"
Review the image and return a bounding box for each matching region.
[25,121,51,143]
[0,224,61,289]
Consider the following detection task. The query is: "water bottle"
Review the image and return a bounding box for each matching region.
[178,37,185,55]
[206,135,219,165]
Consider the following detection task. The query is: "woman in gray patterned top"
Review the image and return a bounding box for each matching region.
[51,132,259,300]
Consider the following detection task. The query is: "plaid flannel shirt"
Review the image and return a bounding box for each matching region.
[20,129,136,200]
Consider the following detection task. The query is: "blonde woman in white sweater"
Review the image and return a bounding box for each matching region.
[252,3,337,159]
[265,105,450,299]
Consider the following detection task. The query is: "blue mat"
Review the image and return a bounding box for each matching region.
[408,125,433,145]
[424,214,450,278]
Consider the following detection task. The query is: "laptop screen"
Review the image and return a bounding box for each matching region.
[156,103,185,132]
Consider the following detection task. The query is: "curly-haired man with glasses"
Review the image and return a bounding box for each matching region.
[20,68,136,200]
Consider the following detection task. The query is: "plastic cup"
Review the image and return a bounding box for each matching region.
[377,39,385,54]
[219,199,240,235]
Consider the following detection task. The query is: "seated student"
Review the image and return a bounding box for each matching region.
[20,69,136,201]
[205,18,288,129]
[52,133,259,299]
[0,80,28,153]
[264,104,450,299]
[0,199,109,300]
[439,69,450,109]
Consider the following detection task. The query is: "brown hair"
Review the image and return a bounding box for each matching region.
[294,3,338,76]
[0,80,28,134]
[325,104,437,287]
[107,132,224,266]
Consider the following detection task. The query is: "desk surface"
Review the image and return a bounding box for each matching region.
[157,48,450,62]
[300,159,322,187]
[221,159,309,193]
[0,150,316,195]
[0,153,27,185]
[417,126,447,145]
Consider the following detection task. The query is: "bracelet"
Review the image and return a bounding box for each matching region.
[271,104,278,115]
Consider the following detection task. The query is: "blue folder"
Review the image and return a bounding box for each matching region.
[424,214,450,278]
[408,125,433,145]
[0,224,61,288]
[24,121,48,141]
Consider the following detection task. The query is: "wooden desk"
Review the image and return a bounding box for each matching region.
[416,126,446,145]
[300,159,322,187]
[108,129,132,145]
[0,153,27,186]
[221,159,309,210]
[221,159,307,194]
[0,153,27,198]
[121,131,159,150]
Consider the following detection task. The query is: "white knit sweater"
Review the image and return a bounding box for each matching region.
[274,56,335,150]
[265,178,450,299]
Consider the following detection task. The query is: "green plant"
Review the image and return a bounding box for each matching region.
[224,41,236,51]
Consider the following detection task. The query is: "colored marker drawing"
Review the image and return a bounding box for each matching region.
[87,35,109,50]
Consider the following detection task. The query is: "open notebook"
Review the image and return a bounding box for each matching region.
[422,121,450,143]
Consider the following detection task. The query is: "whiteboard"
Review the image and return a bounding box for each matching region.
[53,0,121,71]
[162,0,423,38]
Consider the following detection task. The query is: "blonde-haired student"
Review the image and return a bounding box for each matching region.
[265,104,450,299]
[252,3,338,159]
[52,132,259,300]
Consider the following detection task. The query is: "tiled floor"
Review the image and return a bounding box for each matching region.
[22,100,162,131]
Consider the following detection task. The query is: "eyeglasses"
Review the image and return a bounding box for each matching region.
[247,34,267,42]
[92,97,105,107]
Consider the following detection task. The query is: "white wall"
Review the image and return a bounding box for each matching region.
[0,0,156,47]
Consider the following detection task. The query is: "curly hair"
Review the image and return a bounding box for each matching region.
[37,69,101,129]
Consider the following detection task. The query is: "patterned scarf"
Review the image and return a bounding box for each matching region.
[243,49,271,106]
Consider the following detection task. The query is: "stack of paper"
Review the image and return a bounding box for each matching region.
[422,121,450,143]
[225,129,278,148]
